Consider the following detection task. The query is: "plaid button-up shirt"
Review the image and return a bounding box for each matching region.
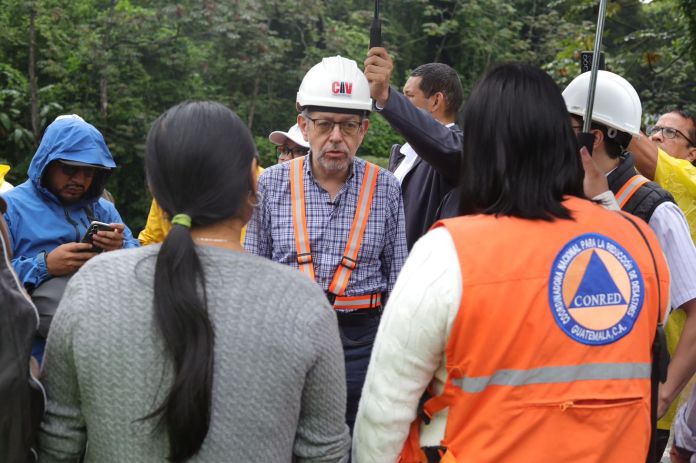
[245,154,407,300]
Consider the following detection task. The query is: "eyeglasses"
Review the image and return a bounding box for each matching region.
[58,163,97,178]
[647,126,695,146]
[276,145,309,158]
[304,117,363,136]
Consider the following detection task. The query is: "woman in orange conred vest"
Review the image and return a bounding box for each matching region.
[352,63,671,463]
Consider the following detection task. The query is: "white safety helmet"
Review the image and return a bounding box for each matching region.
[296,56,372,113]
[562,70,642,136]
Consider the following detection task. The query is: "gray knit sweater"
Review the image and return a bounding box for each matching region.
[38,245,350,462]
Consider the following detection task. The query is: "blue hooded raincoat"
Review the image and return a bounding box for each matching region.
[3,117,139,290]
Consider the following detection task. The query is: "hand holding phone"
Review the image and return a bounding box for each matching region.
[46,242,96,276]
[81,221,115,253]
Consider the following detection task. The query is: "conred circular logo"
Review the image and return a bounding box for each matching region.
[548,233,644,346]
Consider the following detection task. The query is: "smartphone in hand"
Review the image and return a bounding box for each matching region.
[81,221,114,253]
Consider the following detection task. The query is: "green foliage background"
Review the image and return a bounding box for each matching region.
[1,0,694,233]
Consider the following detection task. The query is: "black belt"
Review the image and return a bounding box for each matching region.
[335,308,382,325]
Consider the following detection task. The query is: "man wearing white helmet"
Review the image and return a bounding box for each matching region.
[564,71,696,461]
[245,56,407,433]
[269,123,310,163]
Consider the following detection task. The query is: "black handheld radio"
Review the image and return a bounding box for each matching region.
[369,0,381,48]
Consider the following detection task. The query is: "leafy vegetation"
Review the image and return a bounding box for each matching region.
[1,0,694,231]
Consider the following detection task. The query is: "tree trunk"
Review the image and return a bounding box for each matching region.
[100,76,108,118]
[247,75,260,130]
[100,0,118,120]
[28,1,39,139]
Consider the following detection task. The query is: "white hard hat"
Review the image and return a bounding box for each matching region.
[296,56,372,113]
[562,70,642,136]
[268,123,310,148]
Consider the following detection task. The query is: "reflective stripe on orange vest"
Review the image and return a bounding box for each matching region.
[289,156,381,309]
[453,362,651,393]
[615,174,649,209]
[332,293,382,310]
[290,157,315,280]
[328,161,379,296]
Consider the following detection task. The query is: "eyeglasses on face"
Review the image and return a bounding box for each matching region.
[58,162,97,178]
[648,126,695,146]
[304,117,363,136]
[276,145,309,158]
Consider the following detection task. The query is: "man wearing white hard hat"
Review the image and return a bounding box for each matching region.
[245,55,407,434]
[269,123,310,163]
[564,71,696,461]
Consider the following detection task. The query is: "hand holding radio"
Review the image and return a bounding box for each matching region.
[364,47,393,107]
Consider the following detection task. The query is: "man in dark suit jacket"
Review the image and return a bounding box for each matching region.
[365,48,464,249]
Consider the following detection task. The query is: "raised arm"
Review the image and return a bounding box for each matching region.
[364,48,462,184]
[628,132,659,180]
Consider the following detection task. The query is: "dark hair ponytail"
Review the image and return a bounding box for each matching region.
[142,101,256,461]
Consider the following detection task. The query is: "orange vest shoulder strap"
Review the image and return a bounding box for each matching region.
[290,157,315,279]
[328,161,380,296]
[290,159,380,296]
[615,175,650,209]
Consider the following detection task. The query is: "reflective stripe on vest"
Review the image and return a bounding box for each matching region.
[453,362,651,394]
[289,157,380,307]
[615,175,650,209]
[333,293,382,310]
[328,161,379,296]
[290,157,315,280]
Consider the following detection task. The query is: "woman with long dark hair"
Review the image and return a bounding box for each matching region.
[38,101,350,462]
[353,63,669,462]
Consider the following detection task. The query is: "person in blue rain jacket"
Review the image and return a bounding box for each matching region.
[3,114,139,362]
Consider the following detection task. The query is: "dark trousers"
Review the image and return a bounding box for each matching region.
[339,315,380,433]
[654,429,670,462]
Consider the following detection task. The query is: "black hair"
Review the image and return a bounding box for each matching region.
[143,101,256,462]
[458,63,584,220]
[570,115,627,159]
[665,109,696,146]
[410,63,464,119]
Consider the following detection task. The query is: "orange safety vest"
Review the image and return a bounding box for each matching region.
[399,197,669,463]
[615,174,650,209]
[289,156,382,310]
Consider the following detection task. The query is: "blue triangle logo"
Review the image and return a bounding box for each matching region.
[569,251,627,309]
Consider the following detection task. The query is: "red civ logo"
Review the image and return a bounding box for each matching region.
[332,81,353,95]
